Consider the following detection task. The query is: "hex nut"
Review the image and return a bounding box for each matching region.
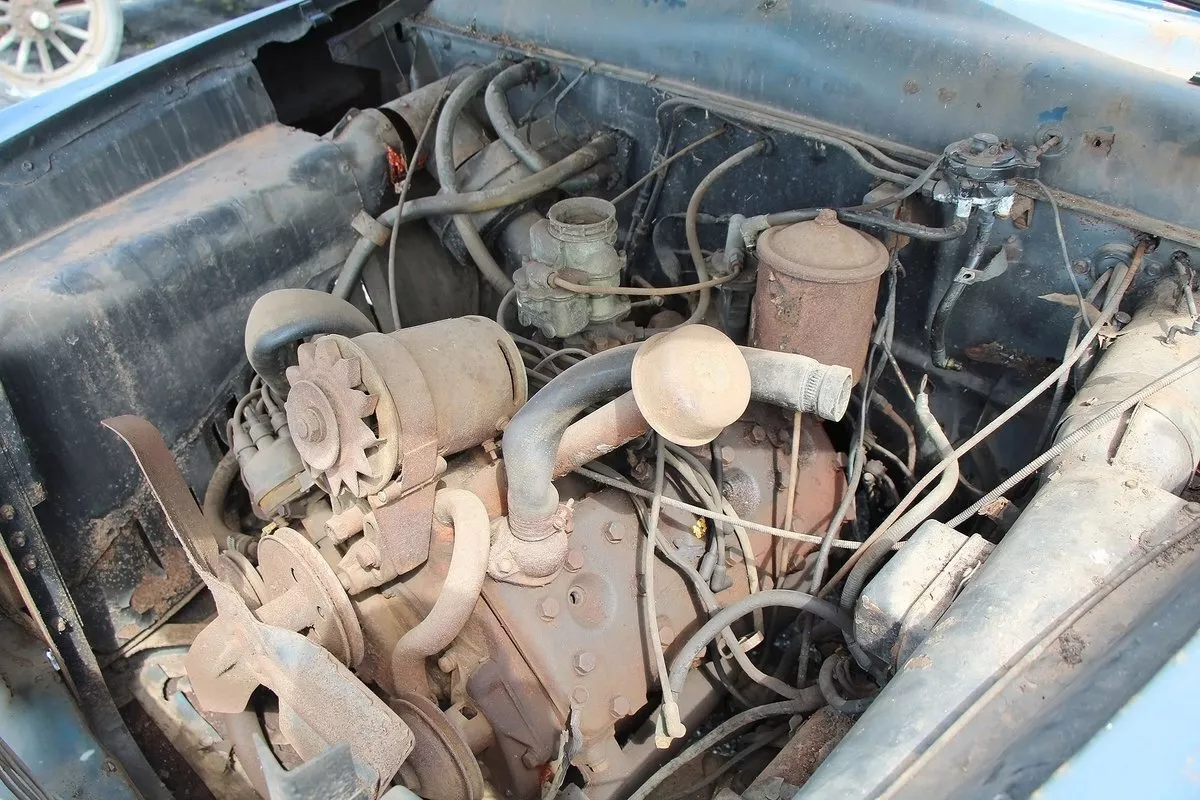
[658,617,676,647]
[749,425,766,444]
[574,651,597,675]
[604,521,625,543]
[565,549,585,572]
[609,695,631,719]
[538,597,560,621]
[21,555,36,572]
[720,445,735,466]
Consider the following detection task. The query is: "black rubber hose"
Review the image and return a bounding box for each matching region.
[203,449,241,536]
[930,211,995,370]
[666,589,854,698]
[244,288,376,397]
[760,208,970,242]
[484,61,600,193]
[818,653,874,715]
[331,134,617,299]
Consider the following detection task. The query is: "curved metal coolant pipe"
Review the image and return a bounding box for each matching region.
[244,288,376,398]
[390,489,491,692]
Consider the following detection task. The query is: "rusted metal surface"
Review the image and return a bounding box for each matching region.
[748,707,854,791]
[752,210,889,381]
[631,326,752,447]
[104,416,414,797]
[391,692,484,800]
[553,391,649,478]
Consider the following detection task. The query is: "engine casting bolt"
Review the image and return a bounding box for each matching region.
[658,617,676,647]
[1124,478,1139,490]
[53,617,68,633]
[355,541,380,569]
[573,651,597,675]
[538,597,560,621]
[1187,502,1200,515]
[604,521,626,543]
[497,556,516,575]
[0,505,14,520]
[565,549,585,572]
[21,555,36,572]
[749,425,767,444]
[1071,260,1091,276]
[720,446,735,467]
[571,686,590,705]
[10,532,24,548]
[610,695,631,719]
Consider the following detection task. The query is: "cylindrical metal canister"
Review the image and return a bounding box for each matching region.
[751,208,889,380]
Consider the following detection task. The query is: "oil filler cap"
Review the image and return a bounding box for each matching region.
[631,326,751,447]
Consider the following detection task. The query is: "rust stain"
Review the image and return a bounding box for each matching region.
[130,547,195,617]
[902,79,920,95]
[963,342,1055,380]
[936,87,956,104]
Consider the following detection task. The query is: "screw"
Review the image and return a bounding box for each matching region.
[21,161,33,172]
[565,549,584,572]
[609,695,631,719]
[573,651,597,675]
[604,521,625,543]
[749,425,766,444]
[538,597,560,621]
[163,85,174,95]
[1186,502,1200,515]
[1124,478,1139,489]
[497,556,515,575]
[571,686,590,705]
[720,446,735,466]
[10,532,25,548]
[0,505,14,520]
[21,554,36,572]
[1071,259,1091,275]
[53,617,68,633]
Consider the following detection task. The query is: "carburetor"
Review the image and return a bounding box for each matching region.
[514,197,629,338]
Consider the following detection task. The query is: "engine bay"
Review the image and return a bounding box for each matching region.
[4,1,1200,798]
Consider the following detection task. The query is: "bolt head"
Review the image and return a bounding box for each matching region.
[538,597,560,621]
[658,618,676,647]
[604,520,626,543]
[497,556,515,575]
[1124,478,1139,490]
[10,532,25,548]
[573,651,597,674]
[565,549,584,572]
[1,504,15,520]
[53,617,68,633]
[570,686,590,705]
[21,555,36,572]
[1072,259,1091,276]
[720,445,735,466]
[354,541,379,569]
[749,425,767,444]
[609,695,631,718]
[28,9,51,30]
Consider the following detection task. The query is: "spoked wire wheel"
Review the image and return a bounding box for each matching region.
[0,0,123,96]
